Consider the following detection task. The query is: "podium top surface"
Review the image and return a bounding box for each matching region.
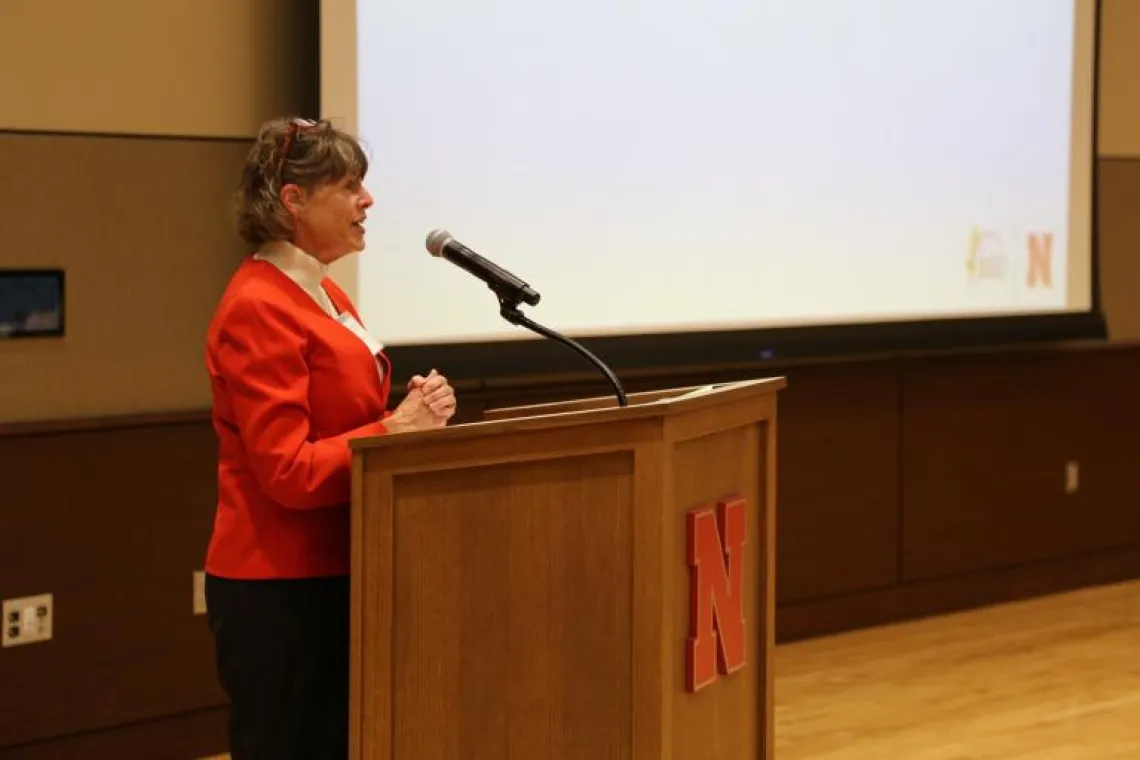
[349,375,785,451]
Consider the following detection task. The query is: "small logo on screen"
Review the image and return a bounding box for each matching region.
[966,226,1006,281]
[1026,231,1054,288]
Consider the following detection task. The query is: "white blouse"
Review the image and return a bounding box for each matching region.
[253,241,339,317]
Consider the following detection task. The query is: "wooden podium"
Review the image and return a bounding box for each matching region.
[347,376,784,760]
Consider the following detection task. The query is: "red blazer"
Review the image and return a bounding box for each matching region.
[203,257,392,579]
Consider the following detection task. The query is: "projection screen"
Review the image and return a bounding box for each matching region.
[320,0,1103,377]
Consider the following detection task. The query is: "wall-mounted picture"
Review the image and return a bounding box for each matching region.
[0,269,65,339]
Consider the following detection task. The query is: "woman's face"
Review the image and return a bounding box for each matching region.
[284,175,374,264]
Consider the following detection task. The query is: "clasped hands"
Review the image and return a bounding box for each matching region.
[388,369,456,432]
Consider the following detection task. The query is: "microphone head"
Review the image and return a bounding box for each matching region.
[425,229,453,257]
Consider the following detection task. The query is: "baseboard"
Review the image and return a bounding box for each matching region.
[0,706,227,760]
[776,545,1140,642]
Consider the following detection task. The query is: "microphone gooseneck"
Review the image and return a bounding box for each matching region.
[497,299,628,408]
[425,229,628,408]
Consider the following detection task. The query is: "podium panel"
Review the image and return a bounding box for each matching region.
[668,422,767,758]
[390,451,635,757]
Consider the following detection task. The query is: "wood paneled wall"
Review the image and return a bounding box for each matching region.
[4,343,1140,756]
[774,344,1140,640]
[0,413,224,755]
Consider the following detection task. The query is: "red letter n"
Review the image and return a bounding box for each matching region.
[1027,232,1053,288]
[686,495,747,693]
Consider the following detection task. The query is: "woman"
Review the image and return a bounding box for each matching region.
[202,116,455,759]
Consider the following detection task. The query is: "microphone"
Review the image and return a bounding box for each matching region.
[424,227,628,408]
[425,229,540,308]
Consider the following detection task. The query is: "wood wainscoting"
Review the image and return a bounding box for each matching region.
[0,412,226,757]
[2,340,1139,755]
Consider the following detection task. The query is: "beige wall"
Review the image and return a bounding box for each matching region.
[1096,0,1140,339]
[0,0,1138,423]
[1098,0,1140,157]
[0,0,318,138]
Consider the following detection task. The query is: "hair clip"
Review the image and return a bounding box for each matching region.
[277,118,319,180]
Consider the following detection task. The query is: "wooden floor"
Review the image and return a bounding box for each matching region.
[776,580,1140,758]
[201,580,1140,759]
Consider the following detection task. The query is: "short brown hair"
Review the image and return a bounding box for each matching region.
[233,117,370,246]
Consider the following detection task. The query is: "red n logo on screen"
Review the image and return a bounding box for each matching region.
[686,495,747,693]
[1027,232,1053,288]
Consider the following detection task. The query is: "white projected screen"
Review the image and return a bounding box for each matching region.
[323,0,1096,346]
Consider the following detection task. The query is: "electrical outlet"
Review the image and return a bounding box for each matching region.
[193,571,207,615]
[2,594,53,647]
[1065,461,1080,495]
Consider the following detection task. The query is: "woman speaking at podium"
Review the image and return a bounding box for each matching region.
[201,116,456,759]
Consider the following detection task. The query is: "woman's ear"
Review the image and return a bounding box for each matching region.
[280,184,307,217]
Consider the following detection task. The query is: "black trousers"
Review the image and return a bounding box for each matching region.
[205,574,350,760]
